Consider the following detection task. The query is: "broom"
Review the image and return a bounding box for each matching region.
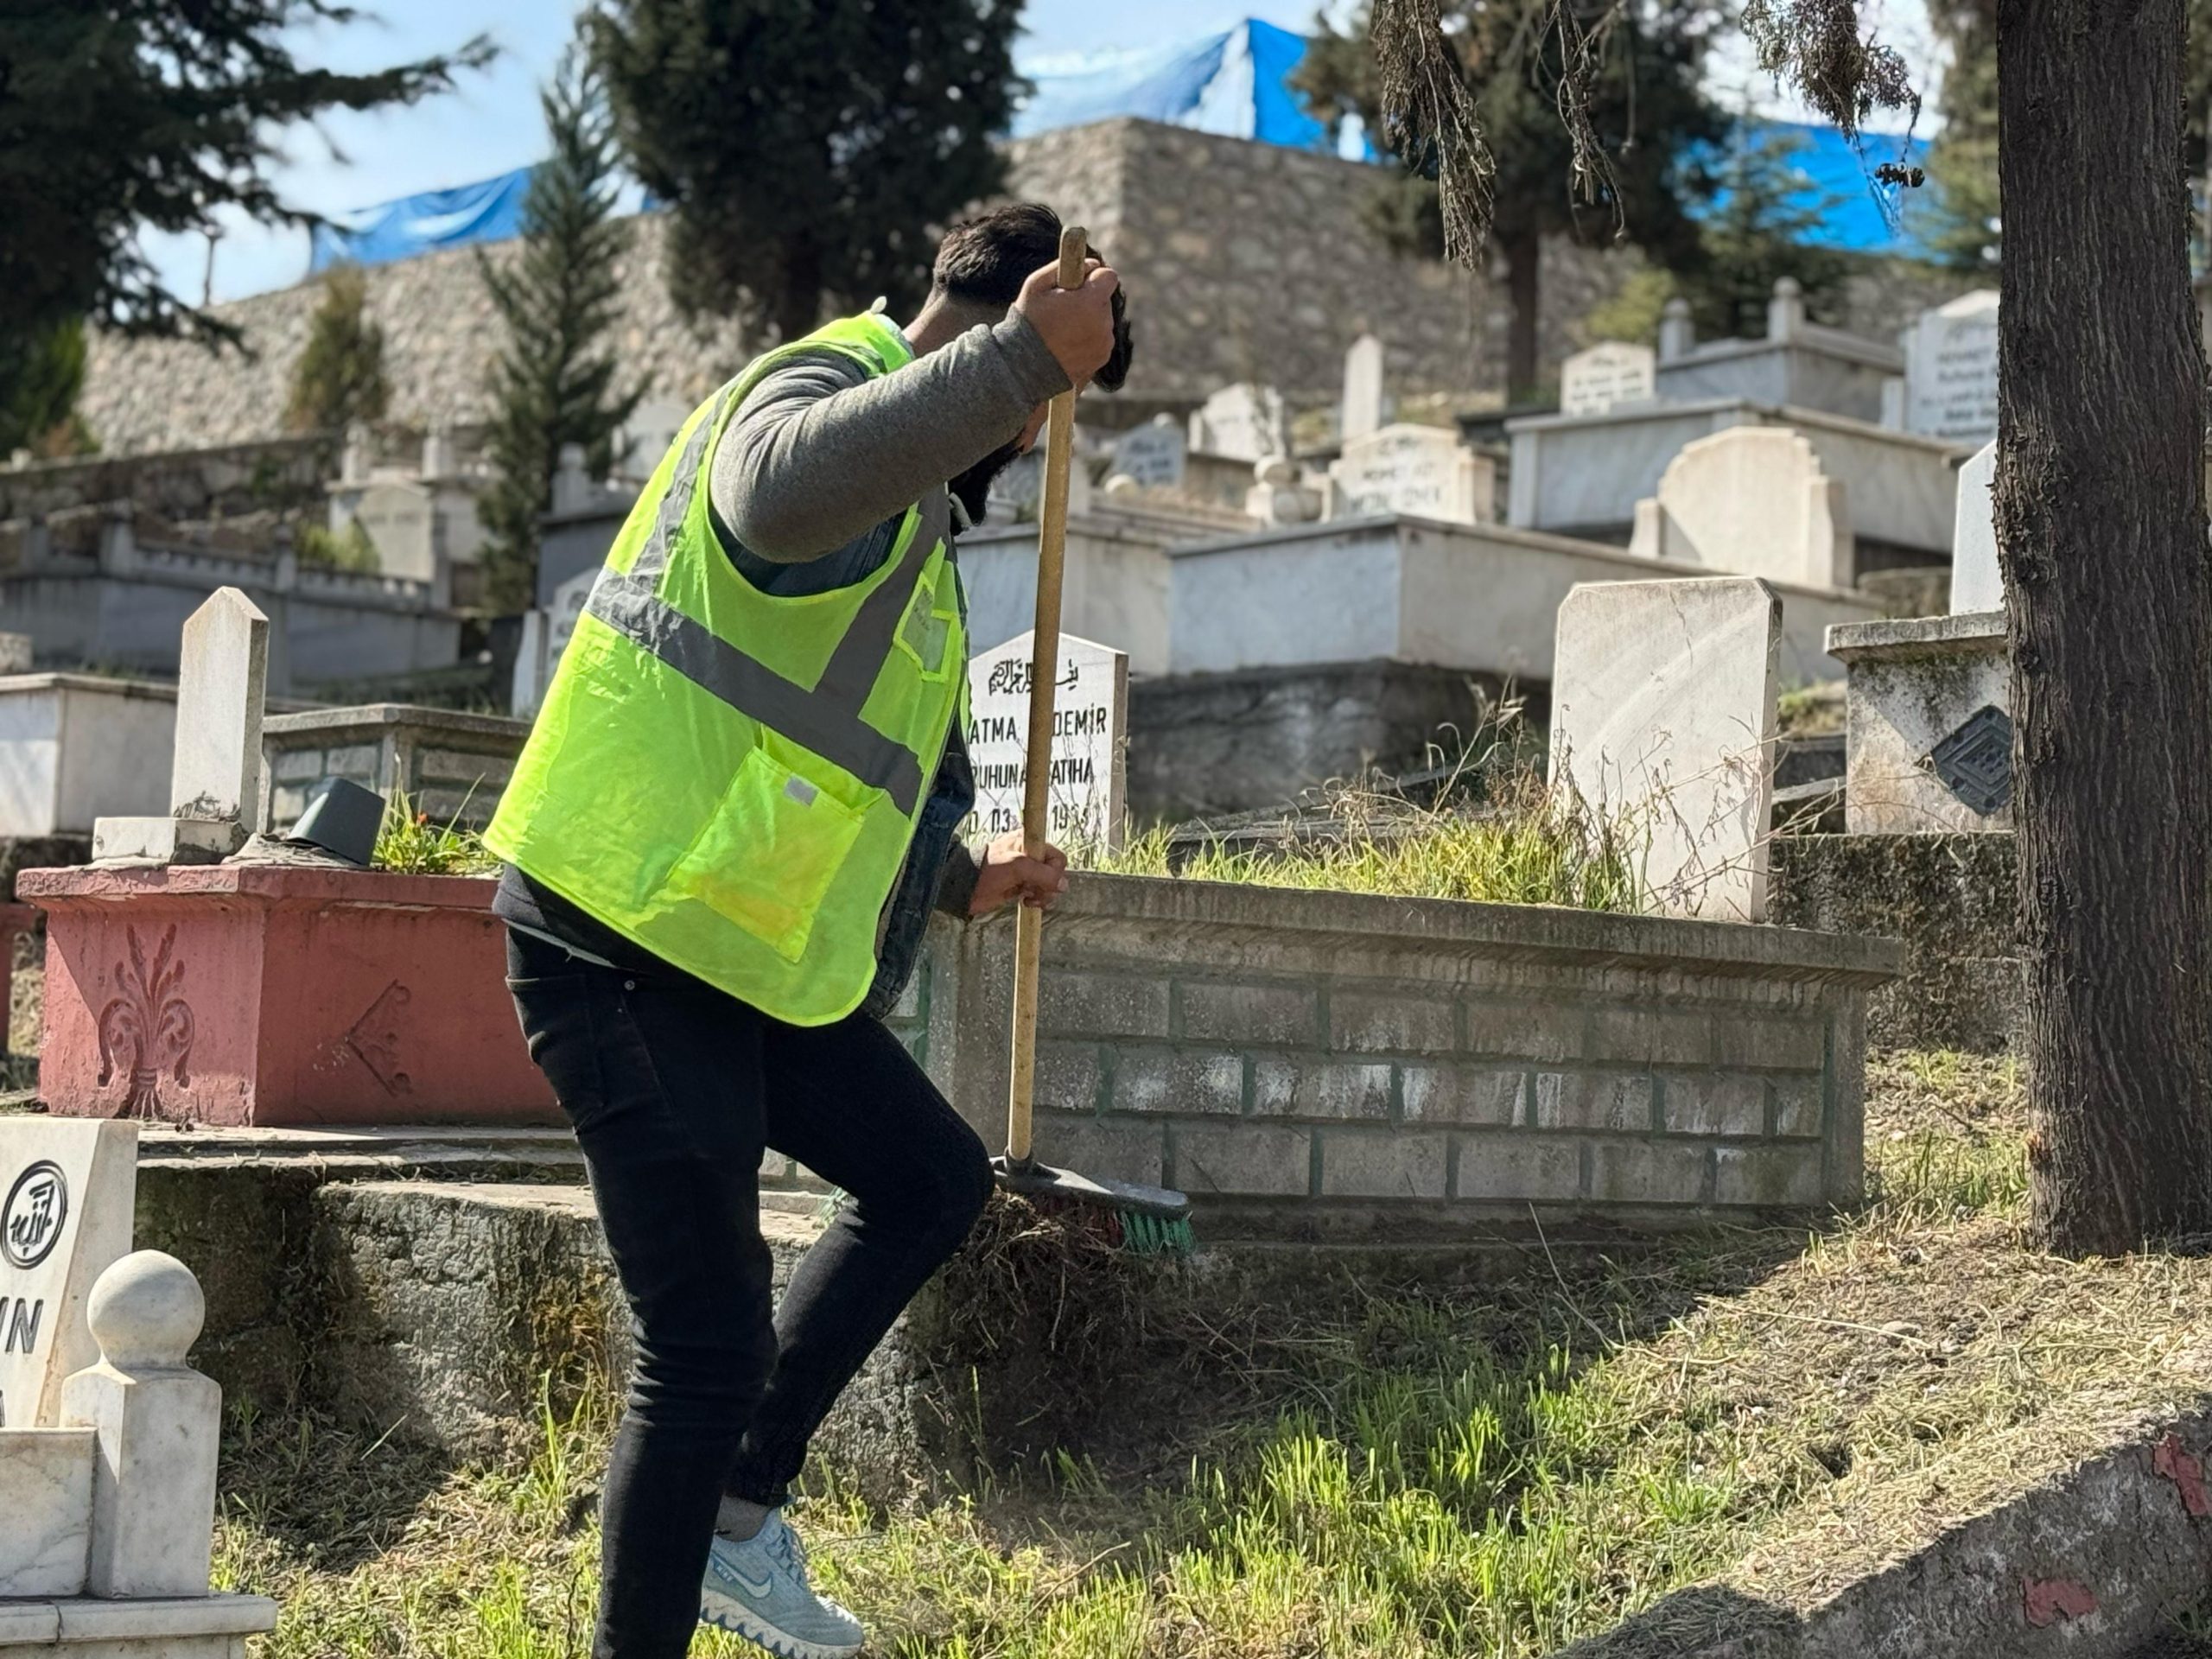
[988,224,1194,1256]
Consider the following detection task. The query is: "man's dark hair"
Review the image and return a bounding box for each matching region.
[932,202,1134,392]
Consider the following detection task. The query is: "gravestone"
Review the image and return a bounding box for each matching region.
[1341,334,1385,443]
[0,634,31,675]
[1550,578,1781,923]
[1190,384,1288,462]
[0,1120,137,1427]
[1904,289,2000,444]
[1109,416,1187,490]
[92,588,268,863]
[351,480,431,575]
[1327,424,1495,523]
[1948,441,2000,613]
[1627,427,1853,589]
[1560,341,1658,416]
[619,396,691,480]
[963,631,1128,852]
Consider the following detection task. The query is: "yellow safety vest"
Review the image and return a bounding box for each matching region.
[486,314,969,1025]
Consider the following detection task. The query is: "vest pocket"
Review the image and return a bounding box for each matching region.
[664,747,865,964]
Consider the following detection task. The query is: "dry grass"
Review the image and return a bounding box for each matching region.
[209,1049,2212,1659]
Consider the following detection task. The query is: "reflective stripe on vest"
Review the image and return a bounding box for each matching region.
[580,391,950,814]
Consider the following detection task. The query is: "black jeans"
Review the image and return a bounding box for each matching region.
[505,927,993,1659]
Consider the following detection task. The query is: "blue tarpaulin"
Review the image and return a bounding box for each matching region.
[303,19,1936,275]
[308,165,536,272]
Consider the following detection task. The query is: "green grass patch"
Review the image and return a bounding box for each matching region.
[217,1049,2212,1659]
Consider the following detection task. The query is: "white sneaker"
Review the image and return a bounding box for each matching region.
[699,1509,864,1659]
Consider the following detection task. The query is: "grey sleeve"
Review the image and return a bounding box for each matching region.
[711,312,1070,563]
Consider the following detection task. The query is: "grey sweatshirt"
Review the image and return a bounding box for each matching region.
[709,310,1069,571]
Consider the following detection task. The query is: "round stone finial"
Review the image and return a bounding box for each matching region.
[86,1249,205,1370]
[1775,276,1802,298]
[1662,296,1692,319]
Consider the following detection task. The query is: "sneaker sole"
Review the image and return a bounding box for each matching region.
[698,1593,863,1659]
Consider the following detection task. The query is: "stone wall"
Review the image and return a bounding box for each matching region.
[891,873,1897,1231]
[79,121,1630,456]
[77,118,1985,460]
[1769,832,2020,1054]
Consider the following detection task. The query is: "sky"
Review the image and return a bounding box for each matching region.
[143,0,1943,308]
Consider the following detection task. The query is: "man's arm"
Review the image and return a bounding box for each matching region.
[711,314,1067,564]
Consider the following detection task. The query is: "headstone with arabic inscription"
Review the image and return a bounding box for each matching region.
[1560,341,1658,416]
[0,1119,137,1427]
[1903,289,1999,445]
[1189,384,1289,462]
[1109,416,1187,489]
[1327,424,1496,524]
[963,631,1128,853]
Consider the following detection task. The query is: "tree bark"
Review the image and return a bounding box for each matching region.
[1999,0,2212,1250]
[1502,227,1541,405]
[772,239,825,346]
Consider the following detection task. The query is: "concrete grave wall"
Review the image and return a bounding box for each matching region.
[1508,400,1966,560]
[0,677,177,838]
[1165,515,1880,690]
[260,704,528,832]
[887,874,1897,1227]
[1827,613,2012,835]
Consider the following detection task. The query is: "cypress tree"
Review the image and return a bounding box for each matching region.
[476,47,642,614]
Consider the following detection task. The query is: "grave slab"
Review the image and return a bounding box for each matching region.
[1550,577,1782,923]
[1949,440,1999,614]
[0,1119,137,1427]
[1341,334,1385,442]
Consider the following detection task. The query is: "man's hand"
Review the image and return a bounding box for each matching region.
[969,830,1070,916]
[1013,257,1119,387]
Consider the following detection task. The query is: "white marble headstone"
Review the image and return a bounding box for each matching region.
[1549,577,1780,923]
[1327,424,1495,524]
[351,481,433,576]
[1560,341,1658,416]
[1904,289,1999,444]
[545,567,597,670]
[170,588,268,827]
[1109,416,1186,490]
[1341,334,1384,443]
[1627,427,1853,590]
[1948,441,2000,614]
[963,631,1128,852]
[1190,384,1288,462]
[0,1119,137,1427]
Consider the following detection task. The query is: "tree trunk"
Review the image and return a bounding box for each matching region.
[1502,228,1541,405]
[772,240,825,346]
[1999,0,2212,1251]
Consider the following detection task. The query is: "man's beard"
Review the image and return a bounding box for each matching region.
[950,437,1023,525]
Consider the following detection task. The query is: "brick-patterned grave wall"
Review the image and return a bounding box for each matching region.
[261,704,527,832]
[900,874,1898,1230]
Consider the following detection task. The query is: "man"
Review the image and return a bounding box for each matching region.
[486,202,1131,1659]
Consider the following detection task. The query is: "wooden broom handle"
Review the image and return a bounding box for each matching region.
[1006,224,1089,1166]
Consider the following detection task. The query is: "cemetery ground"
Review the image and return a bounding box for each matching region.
[43,1050,2205,1658]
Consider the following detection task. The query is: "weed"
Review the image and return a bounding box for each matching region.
[373,790,499,876]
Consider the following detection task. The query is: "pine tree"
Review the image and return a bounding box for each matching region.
[1681,125,1854,338]
[588,0,1025,342]
[0,320,95,457]
[285,267,390,434]
[1295,0,1726,403]
[476,48,642,613]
